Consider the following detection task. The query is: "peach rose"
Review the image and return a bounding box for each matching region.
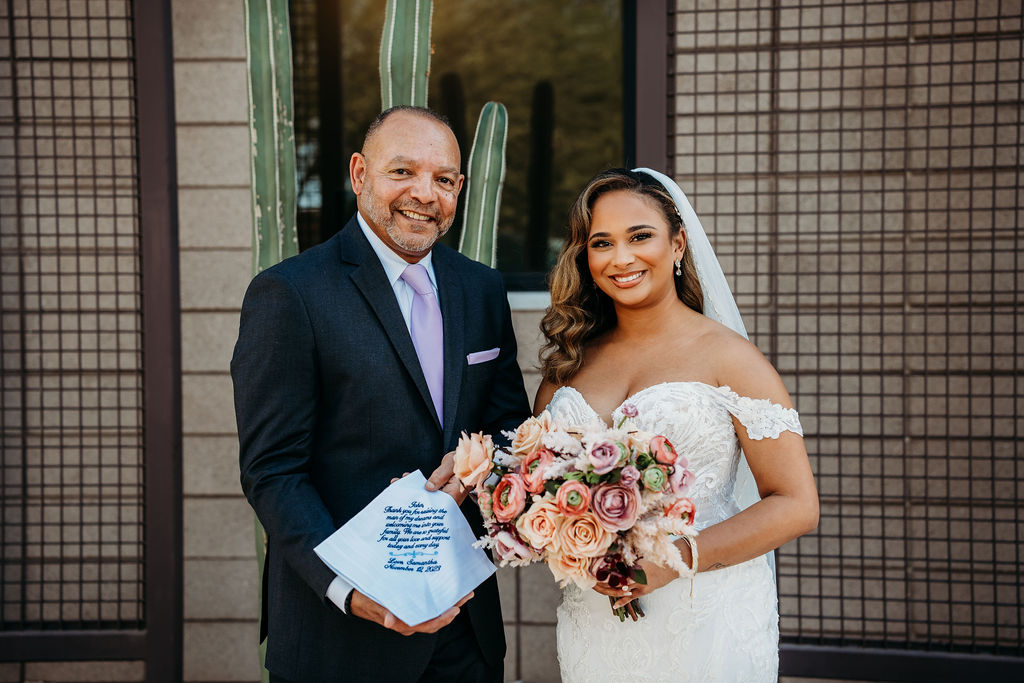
[557,512,615,557]
[453,431,494,488]
[520,448,555,494]
[492,473,528,523]
[511,412,554,458]
[515,499,562,551]
[555,480,591,516]
[547,553,596,589]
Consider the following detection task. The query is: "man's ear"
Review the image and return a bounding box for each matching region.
[349,153,367,195]
[455,173,465,197]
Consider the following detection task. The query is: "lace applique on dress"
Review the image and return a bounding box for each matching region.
[714,385,804,441]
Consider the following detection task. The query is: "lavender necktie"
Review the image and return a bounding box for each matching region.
[400,263,444,423]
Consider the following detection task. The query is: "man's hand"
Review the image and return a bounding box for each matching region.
[348,589,474,635]
[425,450,468,504]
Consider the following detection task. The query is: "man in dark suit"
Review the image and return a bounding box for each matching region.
[232,106,530,682]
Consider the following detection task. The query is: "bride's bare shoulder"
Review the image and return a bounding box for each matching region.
[533,378,560,415]
[700,323,794,407]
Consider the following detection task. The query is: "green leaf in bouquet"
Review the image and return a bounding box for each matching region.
[636,452,654,469]
[544,480,561,496]
[606,468,622,484]
[630,567,648,585]
[585,471,602,484]
[564,471,585,482]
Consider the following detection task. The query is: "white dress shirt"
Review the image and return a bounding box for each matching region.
[325,212,440,614]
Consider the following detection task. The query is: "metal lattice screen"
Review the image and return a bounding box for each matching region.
[0,0,144,630]
[674,0,1022,661]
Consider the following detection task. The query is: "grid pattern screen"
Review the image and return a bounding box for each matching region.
[674,0,1022,655]
[0,0,144,630]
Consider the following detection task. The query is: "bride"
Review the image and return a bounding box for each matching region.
[533,168,819,682]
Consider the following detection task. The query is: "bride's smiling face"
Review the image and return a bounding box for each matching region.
[586,190,684,307]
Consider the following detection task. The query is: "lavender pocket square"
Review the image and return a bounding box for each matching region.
[466,348,500,365]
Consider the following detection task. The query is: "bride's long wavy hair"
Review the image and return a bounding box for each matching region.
[540,168,703,385]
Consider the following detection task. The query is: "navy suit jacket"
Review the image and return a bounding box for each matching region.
[232,216,530,681]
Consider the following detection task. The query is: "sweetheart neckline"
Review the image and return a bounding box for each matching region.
[552,381,730,427]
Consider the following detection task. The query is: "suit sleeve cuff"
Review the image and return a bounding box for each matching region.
[326,575,355,614]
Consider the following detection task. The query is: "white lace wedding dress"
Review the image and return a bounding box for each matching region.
[547,381,803,683]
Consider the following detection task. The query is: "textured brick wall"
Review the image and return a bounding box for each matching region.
[171,0,259,680]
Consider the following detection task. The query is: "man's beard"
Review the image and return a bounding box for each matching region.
[365,191,453,254]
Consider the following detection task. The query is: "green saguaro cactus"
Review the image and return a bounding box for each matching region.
[379,0,506,267]
[244,1,297,680]
[458,102,507,268]
[380,0,433,109]
[245,0,298,273]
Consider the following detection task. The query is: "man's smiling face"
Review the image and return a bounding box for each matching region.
[350,110,464,263]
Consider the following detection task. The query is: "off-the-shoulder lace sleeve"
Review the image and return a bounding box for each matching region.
[714,385,804,440]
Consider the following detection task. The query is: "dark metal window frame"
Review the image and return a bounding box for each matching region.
[625,0,673,176]
[502,0,672,291]
[0,0,182,677]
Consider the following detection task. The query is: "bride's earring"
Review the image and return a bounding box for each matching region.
[674,259,682,277]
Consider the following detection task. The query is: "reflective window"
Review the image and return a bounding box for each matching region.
[291,0,624,286]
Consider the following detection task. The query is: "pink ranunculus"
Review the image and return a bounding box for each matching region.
[520,448,555,495]
[669,464,694,496]
[557,512,615,557]
[491,473,528,523]
[493,530,535,563]
[555,479,591,517]
[664,497,696,525]
[619,465,641,488]
[649,435,678,465]
[620,402,639,419]
[515,499,562,551]
[477,486,493,517]
[453,431,494,488]
[588,441,621,475]
[591,483,641,532]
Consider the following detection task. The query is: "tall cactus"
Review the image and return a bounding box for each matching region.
[244,1,297,680]
[458,102,507,268]
[379,0,433,109]
[379,0,506,267]
[245,0,298,273]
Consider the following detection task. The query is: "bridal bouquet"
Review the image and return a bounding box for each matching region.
[453,406,697,620]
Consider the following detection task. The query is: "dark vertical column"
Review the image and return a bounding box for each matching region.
[632,0,670,174]
[132,0,182,679]
[526,80,554,271]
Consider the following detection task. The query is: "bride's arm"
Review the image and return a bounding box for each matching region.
[691,333,819,571]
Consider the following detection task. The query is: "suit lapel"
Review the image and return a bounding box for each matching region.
[434,248,465,446]
[341,219,440,430]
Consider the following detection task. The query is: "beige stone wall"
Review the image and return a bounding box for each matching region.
[172,0,258,680]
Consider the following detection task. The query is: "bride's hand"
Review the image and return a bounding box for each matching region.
[610,561,681,609]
